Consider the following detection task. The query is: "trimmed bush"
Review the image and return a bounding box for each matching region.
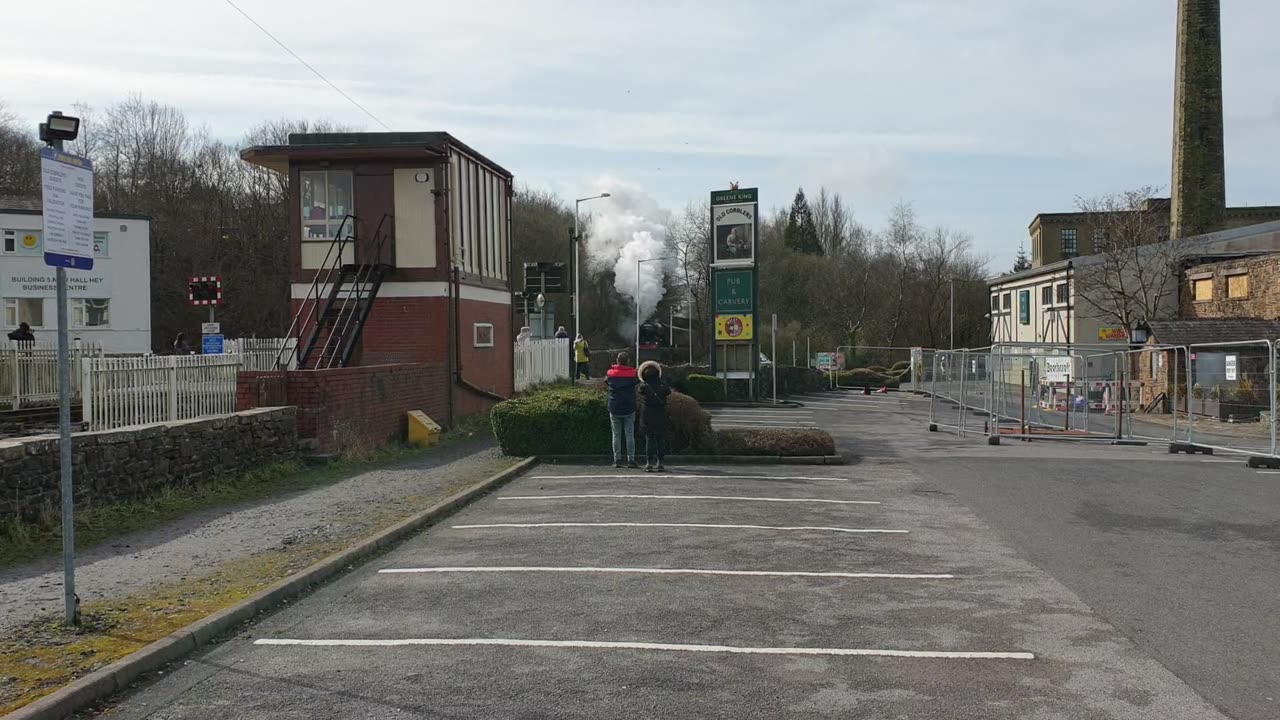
[713,428,836,457]
[683,374,725,403]
[491,386,712,456]
[867,365,889,374]
[490,386,611,456]
[760,365,829,396]
[833,368,900,389]
[641,390,714,454]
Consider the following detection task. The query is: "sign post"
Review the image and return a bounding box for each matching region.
[709,187,760,396]
[771,313,778,404]
[40,116,93,627]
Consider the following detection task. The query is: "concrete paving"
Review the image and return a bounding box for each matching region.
[93,393,1241,719]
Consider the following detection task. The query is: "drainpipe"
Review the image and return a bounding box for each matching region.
[439,154,456,427]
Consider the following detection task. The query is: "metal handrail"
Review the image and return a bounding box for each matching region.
[276,215,357,369]
[317,214,395,368]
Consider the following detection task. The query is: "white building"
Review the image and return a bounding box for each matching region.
[1,199,151,353]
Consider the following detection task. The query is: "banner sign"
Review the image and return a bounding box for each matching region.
[1098,327,1129,341]
[1043,356,1072,383]
[715,313,753,341]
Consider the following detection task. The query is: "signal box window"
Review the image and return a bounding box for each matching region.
[301,171,353,240]
[1192,277,1213,302]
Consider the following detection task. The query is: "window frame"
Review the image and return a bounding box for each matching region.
[5,298,45,328]
[473,322,495,348]
[1055,282,1069,305]
[1192,277,1213,302]
[72,298,111,328]
[1061,228,1078,257]
[300,170,354,242]
[1226,272,1249,300]
[1040,285,1053,307]
[1001,292,1011,311]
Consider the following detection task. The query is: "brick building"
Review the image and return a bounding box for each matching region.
[237,133,515,449]
[1029,201,1280,267]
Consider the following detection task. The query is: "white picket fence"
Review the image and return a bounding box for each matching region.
[81,354,245,430]
[515,338,572,392]
[1,341,104,410]
[224,337,297,371]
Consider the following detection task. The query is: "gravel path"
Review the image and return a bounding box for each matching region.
[0,441,517,633]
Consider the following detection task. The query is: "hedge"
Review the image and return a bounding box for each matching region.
[490,385,713,456]
[713,428,836,456]
[833,368,900,389]
[683,374,724,403]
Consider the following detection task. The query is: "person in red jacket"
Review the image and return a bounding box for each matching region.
[605,352,640,468]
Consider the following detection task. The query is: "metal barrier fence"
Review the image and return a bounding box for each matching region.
[1,340,104,410]
[928,340,1280,457]
[515,338,571,392]
[833,346,915,390]
[81,354,244,430]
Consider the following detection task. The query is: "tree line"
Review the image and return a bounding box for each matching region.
[2,97,347,350]
[5,96,991,360]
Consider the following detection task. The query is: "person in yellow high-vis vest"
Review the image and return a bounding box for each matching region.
[574,333,591,380]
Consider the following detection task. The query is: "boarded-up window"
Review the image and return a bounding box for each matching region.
[1227,273,1249,299]
[1192,277,1213,302]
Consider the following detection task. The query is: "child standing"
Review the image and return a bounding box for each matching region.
[637,361,671,472]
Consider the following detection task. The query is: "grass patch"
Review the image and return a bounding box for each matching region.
[0,417,510,714]
[0,414,494,569]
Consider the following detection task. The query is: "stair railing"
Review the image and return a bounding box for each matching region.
[319,213,395,368]
[276,215,357,370]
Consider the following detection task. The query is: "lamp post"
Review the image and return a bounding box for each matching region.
[573,193,610,341]
[39,110,84,627]
[636,256,673,363]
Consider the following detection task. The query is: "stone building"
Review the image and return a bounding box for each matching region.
[1028,201,1280,268]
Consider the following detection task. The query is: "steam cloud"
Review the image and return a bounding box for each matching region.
[582,177,672,336]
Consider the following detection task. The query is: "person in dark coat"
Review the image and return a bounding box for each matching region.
[605,351,640,468]
[173,333,193,355]
[637,360,671,472]
[7,322,35,343]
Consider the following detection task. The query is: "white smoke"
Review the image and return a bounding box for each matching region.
[582,177,673,336]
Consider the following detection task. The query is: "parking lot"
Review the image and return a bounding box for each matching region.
[99,445,1229,718]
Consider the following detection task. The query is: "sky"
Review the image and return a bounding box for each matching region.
[3,0,1278,272]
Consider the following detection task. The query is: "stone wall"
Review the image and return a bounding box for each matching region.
[1181,255,1280,319]
[0,407,297,525]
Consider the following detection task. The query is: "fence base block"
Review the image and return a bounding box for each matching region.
[986,435,1000,445]
[927,423,938,432]
[1168,442,1214,455]
[1246,456,1280,469]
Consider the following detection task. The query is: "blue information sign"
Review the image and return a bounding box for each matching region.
[202,334,225,355]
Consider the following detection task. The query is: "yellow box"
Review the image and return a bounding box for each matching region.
[407,410,442,447]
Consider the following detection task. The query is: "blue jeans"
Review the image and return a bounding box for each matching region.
[610,413,636,464]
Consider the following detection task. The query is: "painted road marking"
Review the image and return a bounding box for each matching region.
[1200,459,1243,464]
[529,474,845,481]
[1257,470,1280,475]
[254,637,1032,660]
[498,494,880,505]
[452,522,907,534]
[378,566,951,579]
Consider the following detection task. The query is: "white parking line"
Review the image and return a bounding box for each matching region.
[1257,470,1280,475]
[254,637,1033,660]
[1200,459,1242,464]
[529,474,846,481]
[452,522,907,534]
[498,494,880,505]
[378,566,950,579]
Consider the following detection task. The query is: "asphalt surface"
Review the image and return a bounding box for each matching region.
[90,390,1275,719]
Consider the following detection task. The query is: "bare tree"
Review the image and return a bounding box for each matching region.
[881,201,923,347]
[1072,187,1187,329]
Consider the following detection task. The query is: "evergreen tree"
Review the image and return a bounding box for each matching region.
[1012,242,1031,272]
[784,187,823,255]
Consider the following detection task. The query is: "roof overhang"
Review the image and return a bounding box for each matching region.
[240,144,449,174]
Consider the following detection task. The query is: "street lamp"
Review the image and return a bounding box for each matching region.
[636,256,673,363]
[573,193,611,340]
